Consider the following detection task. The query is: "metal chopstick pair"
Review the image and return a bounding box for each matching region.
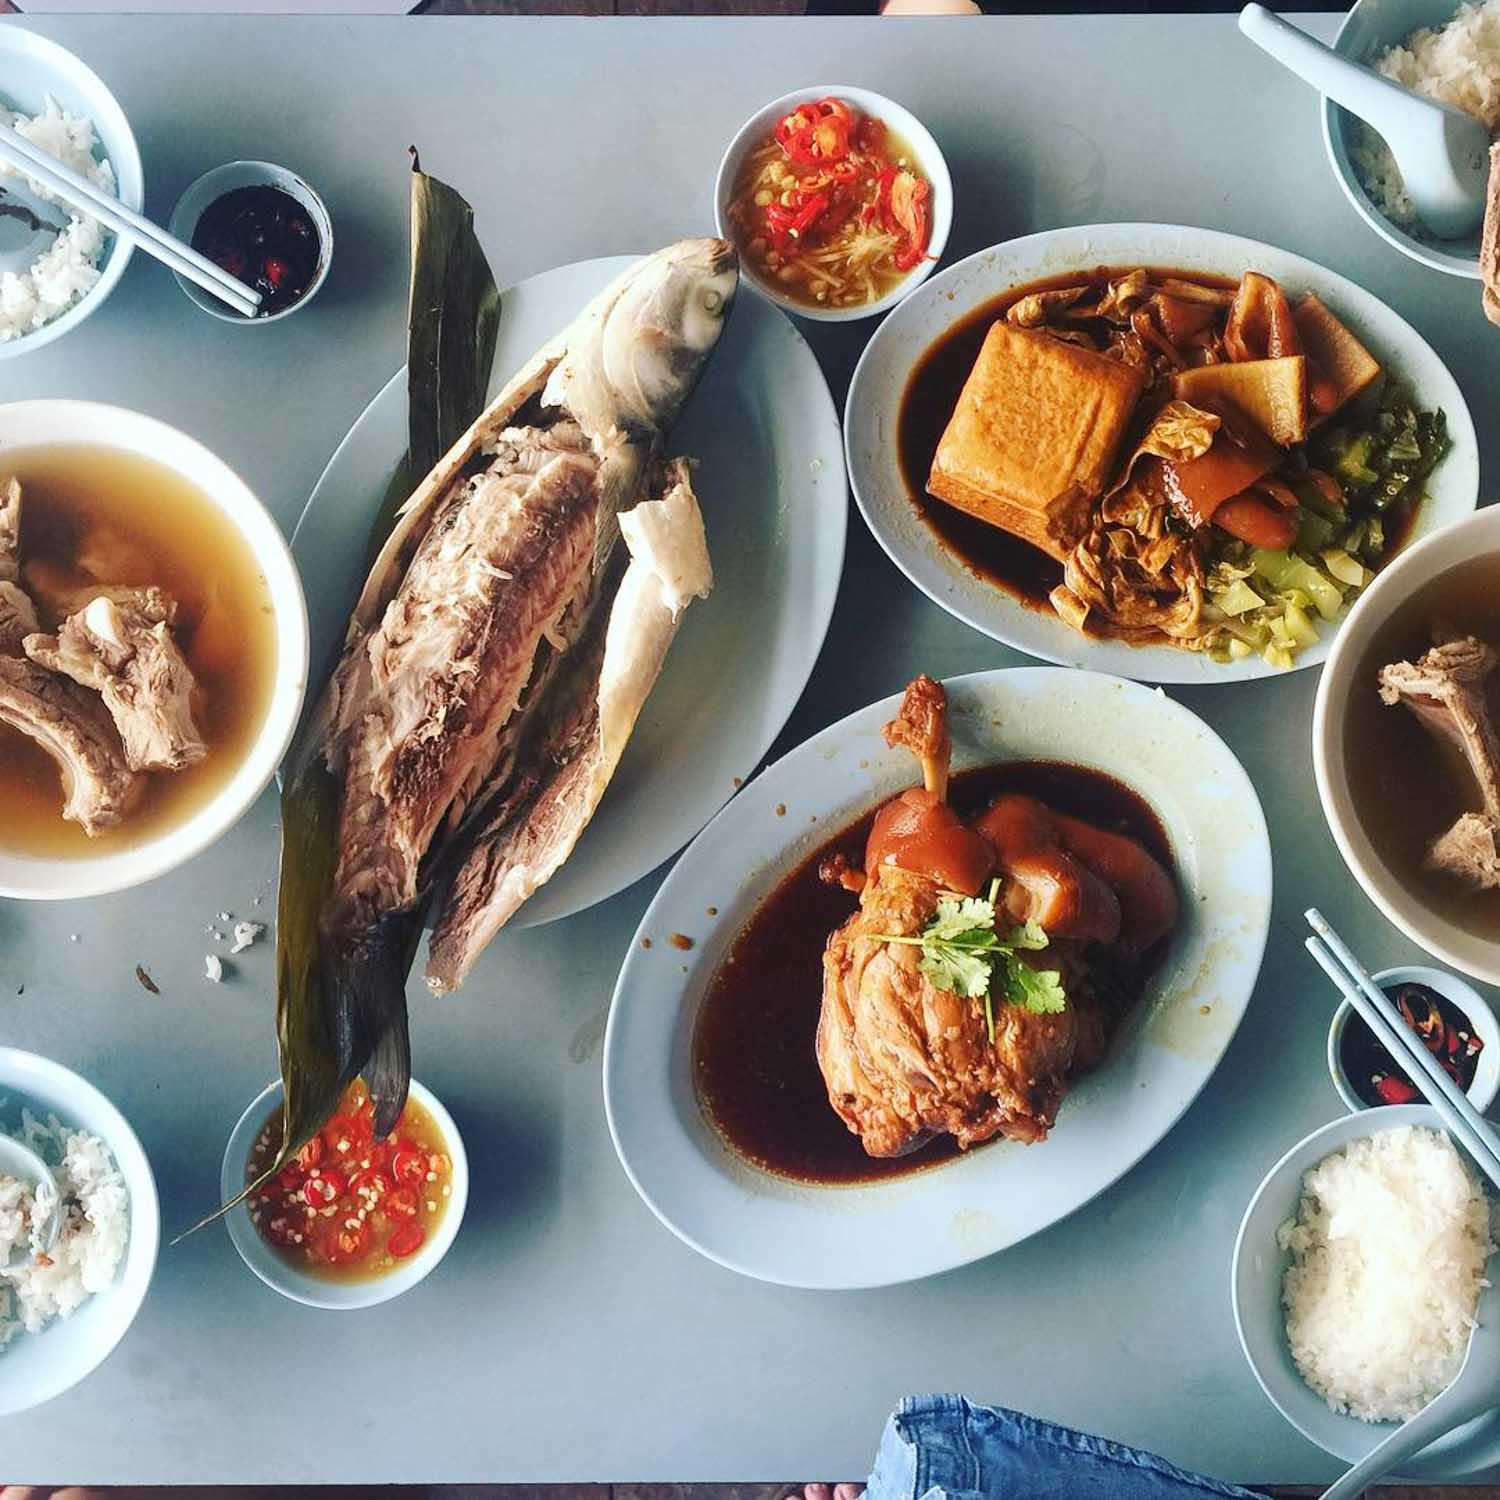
[1305,906,1500,1190]
[0,120,262,319]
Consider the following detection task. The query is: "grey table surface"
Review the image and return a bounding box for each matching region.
[2,10,1498,1487]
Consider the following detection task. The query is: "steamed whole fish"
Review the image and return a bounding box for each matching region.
[313,237,738,1130]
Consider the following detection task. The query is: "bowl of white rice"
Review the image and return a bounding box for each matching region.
[0,1046,158,1416]
[0,27,143,355]
[1324,0,1499,278]
[1233,1106,1500,1479]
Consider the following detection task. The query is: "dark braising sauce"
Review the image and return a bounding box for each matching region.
[895,267,1235,615]
[693,760,1173,1186]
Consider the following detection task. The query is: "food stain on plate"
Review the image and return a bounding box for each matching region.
[949,1206,1003,1245]
[1146,932,1247,1061]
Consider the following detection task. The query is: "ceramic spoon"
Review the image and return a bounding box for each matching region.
[1319,1272,1500,1500]
[1239,3,1490,239]
[0,1136,62,1269]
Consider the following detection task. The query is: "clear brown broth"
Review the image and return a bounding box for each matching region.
[0,443,278,857]
[1344,555,1500,940]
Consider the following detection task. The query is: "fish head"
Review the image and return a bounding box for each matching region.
[597,237,739,436]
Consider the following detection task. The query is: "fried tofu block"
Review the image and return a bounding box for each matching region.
[1294,294,1383,418]
[927,325,1146,560]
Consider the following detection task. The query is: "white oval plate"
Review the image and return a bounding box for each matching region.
[604,667,1273,1288]
[844,223,1479,685]
[292,255,845,928]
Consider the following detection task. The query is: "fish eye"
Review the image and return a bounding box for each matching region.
[703,290,723,314]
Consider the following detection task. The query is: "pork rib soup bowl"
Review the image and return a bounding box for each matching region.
[1315,505,1500,986]
[0,401,308,900]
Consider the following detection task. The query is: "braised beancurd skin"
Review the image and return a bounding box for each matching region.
[726,96,932,310]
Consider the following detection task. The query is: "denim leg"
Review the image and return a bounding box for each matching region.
[863,1394,1267,1500]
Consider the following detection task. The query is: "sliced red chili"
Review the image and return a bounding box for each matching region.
[319,1217,371,1264]
[1374,1074,1420,1105]
[387,1223,426,1259]
[384,1186,421,1220]
[294,1135,324,1172]
[349,1169,393,1201]
[304,1169,347,1206]
[391,1146,428,1188]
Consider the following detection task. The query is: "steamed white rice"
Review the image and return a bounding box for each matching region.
[0,95,115,342]
[1278,1125,1496,1422]
[0,1110,128,1351]
[1351,1,1500,236]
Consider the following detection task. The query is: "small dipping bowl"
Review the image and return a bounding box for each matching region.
[167,160,332,324]
[714,84,952,323]
[221,1078,468,1310]
[1327,963,1500,1116]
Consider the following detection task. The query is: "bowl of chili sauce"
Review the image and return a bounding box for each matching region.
[168,160,331,323]
[715,85,951,323]
[221,1076,467,1309]
[1326,964,1499,1116]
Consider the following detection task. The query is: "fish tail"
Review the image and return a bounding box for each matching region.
[322,910,417,1136]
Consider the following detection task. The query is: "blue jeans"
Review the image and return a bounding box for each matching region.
[865,1395,1267,1500]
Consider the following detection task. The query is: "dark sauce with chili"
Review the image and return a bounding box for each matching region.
[693,760,1173,1185]
[190,185,322,316]
[1340,981,1486,1108]
[895,268,1232,615]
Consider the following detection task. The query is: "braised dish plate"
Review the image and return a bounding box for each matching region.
[603,667,1272,1288]
[844,224,1478,685]
[292,255,845,928]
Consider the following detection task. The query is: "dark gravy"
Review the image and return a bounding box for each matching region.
[693,760,1172,1186]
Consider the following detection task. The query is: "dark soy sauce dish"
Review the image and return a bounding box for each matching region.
[1339,981,1485,1107]
[190,185,324,317]
[693,760,1173,1186]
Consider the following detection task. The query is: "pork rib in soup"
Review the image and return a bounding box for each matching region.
[0,445,277,857]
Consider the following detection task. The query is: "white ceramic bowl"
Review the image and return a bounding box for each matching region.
[845,221,1479,685]
[167,160,333,324]
[0,1047,159,1417]
[0,400,309,901]
[713,84,952,322]
[1233,1105,1500,1478]
[221,1078,468,1310]
[1326,963,1500,1115]
[0,28,144,359]
[1315,505,1500,984]
[1323,0,1482,279]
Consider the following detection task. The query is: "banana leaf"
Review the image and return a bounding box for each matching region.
[180,155,499,1236]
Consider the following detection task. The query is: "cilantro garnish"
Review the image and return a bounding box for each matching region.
[876,880,1066,1041]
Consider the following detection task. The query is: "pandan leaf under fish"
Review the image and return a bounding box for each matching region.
[178,155,500,1237]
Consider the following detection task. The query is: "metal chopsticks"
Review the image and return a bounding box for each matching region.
[1305,907,1500,1190]
[0,121,261,319]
